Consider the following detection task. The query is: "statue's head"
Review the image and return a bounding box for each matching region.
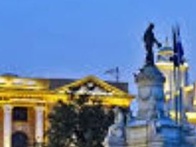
[149,23,154,30]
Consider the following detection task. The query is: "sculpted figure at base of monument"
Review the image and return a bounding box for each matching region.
[103,107,125,147]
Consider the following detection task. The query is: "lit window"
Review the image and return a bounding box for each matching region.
[13,79,23,85]
[26,80,36,86]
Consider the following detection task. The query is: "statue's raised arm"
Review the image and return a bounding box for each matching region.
[143,23,162,65]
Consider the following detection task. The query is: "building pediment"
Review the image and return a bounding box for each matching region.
[55,76,129,96]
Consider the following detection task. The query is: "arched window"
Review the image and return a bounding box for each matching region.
[12,132,28,147]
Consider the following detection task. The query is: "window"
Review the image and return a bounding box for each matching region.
[13,107,28,121]
[26,80,36,86]
[13,79,23,85]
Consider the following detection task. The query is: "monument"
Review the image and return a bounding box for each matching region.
[103,24,196,147]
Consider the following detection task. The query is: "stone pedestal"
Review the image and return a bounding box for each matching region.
[126,64,182,147]
[126,119,181,147]
[126,122,148,147]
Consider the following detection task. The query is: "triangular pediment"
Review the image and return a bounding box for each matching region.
[55,76,129,96]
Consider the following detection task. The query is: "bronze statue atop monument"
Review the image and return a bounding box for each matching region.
[143,23,162,65]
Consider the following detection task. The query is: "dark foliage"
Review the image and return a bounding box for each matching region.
[47,101,78,147]
[47,95,114,147]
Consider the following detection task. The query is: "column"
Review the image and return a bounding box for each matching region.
[35,106,44,144]
[3,105,12,147]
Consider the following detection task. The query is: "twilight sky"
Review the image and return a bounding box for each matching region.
[0,0,196,93]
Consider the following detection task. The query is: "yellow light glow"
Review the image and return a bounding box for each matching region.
[170,111,196,124]
[26,80,36,86]
[12,78,23,85]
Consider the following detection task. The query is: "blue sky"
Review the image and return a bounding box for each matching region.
[0,0,196,93]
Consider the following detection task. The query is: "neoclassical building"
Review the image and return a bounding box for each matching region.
[0,75,132,147]
[156,42,196,124]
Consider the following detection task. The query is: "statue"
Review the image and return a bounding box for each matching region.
[113,107,124,126]
[143,23,162,65]
[103,107,125,146]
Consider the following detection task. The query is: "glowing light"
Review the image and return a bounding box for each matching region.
[0,78,6,84]
[26,80,36,86]
[13,79,23,85]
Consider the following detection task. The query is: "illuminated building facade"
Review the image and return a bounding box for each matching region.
[156,42,196,124]
[0,75,132,147]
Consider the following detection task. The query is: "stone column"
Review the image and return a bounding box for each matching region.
[3,105,12,147]
[35,106,44,144]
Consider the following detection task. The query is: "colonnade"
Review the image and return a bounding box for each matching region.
[3,104,44,147]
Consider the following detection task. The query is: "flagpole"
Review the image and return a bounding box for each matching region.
[171,24,185,145]
[172,26,178,124]
[173,26,180,125]
[174,63,179,124]
[177,65,181,125]
[179,64,185,127]
[116,67,119,83]
[177,25,184,127]
[174,55,183,125]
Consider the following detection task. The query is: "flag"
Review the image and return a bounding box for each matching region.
[104,67,119,75]
[104,67,120,82]
[176,25,184,64]
[171,25,184,67]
